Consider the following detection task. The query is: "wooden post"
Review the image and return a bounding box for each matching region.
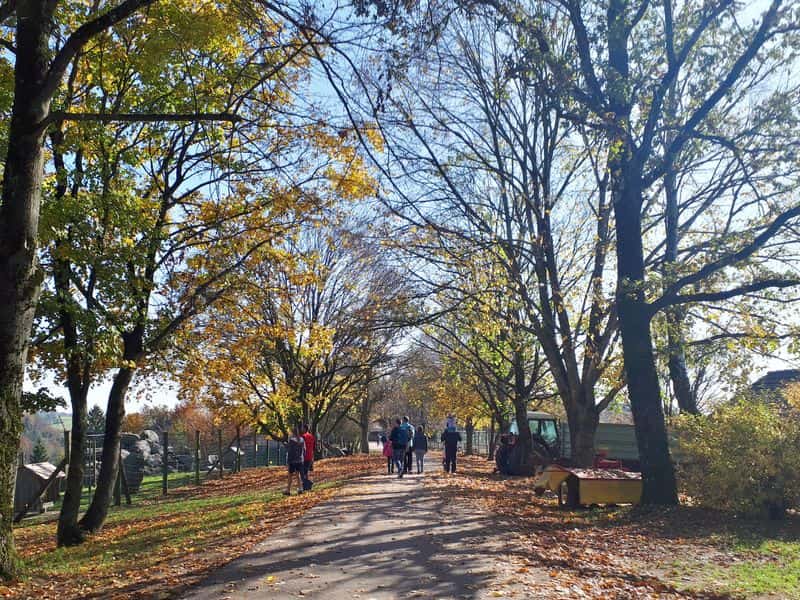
[195,430,201,485]
[114,463,121,506]
[88,439,94,493]
[235,426,241,473]
[252,429,257,468]
[162,431,169,496]
[119,454,132,505]
[218,429,223,479]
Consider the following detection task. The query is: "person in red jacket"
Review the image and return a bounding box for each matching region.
[301,423,315,488]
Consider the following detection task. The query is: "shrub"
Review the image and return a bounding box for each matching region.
[675,397,800,519]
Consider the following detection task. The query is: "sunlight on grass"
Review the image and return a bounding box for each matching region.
[17,482,340,586]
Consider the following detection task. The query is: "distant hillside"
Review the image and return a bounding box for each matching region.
[20,412,71,464]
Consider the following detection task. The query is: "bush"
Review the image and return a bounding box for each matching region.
[675,398,800,519]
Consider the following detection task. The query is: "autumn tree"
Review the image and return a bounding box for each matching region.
[177,217,412,444]
[354,0,800,503]
[0,0,174,574]
[519,0,800,503]
[24,0,371,545]
[341,8,625,467]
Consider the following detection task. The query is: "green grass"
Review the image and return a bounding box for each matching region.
[16,479,342,591]
[719,539,800,598]
[667,531,800,598]
[17,470,208,528]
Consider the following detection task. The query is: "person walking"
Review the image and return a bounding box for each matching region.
[389,418,409,478]
[413,425,428,474]
[285,426,306,495]
[400,416,415,474]
[441,423,462,474]
[300,423,315,489]
[381,433,394,474]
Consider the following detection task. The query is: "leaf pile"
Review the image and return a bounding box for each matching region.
[3,455,381,600]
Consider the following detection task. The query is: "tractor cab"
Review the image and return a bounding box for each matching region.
[510,411,561,457]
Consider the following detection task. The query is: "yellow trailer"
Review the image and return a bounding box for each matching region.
[534,465,642,507]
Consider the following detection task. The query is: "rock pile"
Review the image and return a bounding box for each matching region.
[119,429,167,492]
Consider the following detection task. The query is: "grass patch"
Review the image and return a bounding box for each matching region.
[25,483,338,577]
[710,539,800,598]
[5,455,381,599]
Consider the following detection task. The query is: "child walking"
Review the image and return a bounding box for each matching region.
[381,434,394,474]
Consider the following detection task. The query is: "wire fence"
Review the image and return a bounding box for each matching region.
[17,426,493,521]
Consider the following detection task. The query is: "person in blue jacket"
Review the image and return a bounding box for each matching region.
[389,418,409,478]
[400,416,415,474]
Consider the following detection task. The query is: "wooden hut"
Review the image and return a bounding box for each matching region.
[14,462,66,515]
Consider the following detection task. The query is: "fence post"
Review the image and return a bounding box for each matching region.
[235,426,241,473]
[252,429,257,468]
[162,431,169,496]
[195,430,201,485]
[119,454,132,505]
[88,439,94,493]
[218,429,223,479]
[63,430,70,465]
[114,463,121,506]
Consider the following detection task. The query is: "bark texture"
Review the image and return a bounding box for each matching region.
[0,0,54,575]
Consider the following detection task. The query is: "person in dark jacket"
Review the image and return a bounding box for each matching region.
[441,425,462,473]
[389,418,409,478]
[285,426,306,495]
[413,425,428,473]
[400,416,415,474]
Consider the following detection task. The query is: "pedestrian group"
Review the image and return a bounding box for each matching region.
[285,423,315,495]
[381,415,462,478]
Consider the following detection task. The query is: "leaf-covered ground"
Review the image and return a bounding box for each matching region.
[5,453,798,599]
[2,455,382,600]
[424,455,800,599]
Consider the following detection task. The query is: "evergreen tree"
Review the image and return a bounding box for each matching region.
[31,438,49,464]
[87,406,105,435]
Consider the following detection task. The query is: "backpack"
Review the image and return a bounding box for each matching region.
[287,437,304,464]
[393,426,409,448]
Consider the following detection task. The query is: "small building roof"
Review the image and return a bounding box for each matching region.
[21,462,66,480]
[526,411,557,420]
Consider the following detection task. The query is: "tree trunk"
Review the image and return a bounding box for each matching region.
[566,396,599,467]
[666,316,697,414]
[465,416,474,455]
[79,365,134,532]
[0,0,56,577]
[487,415,496,460]
[57,389,88,546]
[512,397,534,474]
[359,395,370,455]
[663,161,698,415]
[615,179,678,504]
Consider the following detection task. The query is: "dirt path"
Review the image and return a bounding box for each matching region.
[181,470,530,600]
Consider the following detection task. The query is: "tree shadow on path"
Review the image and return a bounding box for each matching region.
[181,472,514,599]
